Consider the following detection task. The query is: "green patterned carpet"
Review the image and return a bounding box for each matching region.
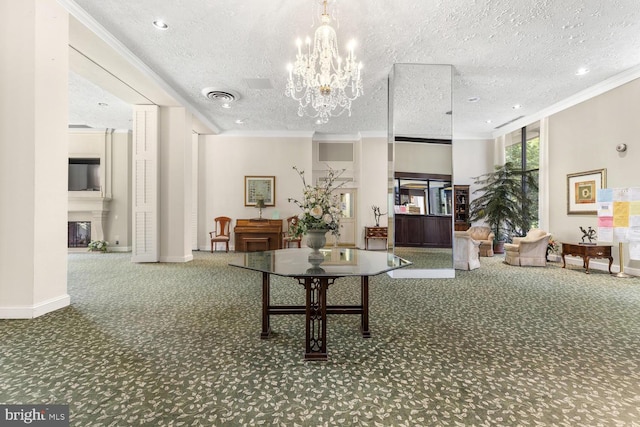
[1,252,639,426]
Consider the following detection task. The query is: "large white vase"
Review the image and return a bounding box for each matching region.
[306,229,328,264]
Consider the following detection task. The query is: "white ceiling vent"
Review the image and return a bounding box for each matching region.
[201,88,240,103]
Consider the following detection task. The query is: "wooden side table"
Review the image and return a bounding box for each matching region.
[365,226,388,250]
[561,242,613,274]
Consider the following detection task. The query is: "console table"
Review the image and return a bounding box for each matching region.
[364,226,388,250]
[561,243,613,274]
[229,248,411,360]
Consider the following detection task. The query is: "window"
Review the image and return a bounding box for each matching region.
[505,123,540,230]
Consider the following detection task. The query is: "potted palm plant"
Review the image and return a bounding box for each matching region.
[468,162,538,253]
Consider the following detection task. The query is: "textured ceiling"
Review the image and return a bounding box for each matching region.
[65,0,640,137]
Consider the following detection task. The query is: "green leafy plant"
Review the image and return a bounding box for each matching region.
[468,161,538,243]
[88,240,109,252]
[287,166,346,237]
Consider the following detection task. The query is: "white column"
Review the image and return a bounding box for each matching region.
[158,107,193,262]
[131,105,159,262]
[0,0,70,318]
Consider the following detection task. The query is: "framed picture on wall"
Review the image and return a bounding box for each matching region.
[244,176,275,206]
[567,168,606,215]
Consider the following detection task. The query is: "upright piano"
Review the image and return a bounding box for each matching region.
[234,219,283,252]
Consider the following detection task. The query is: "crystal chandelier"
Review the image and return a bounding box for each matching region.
[285,0,363,124]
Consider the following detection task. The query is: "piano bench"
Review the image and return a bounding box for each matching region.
[244,237,270,252]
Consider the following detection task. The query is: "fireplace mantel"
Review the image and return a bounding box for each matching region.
[68,192,111,213]
[68,192,111,243]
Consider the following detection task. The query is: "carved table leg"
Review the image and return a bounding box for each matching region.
[261,272,271,339]
[608,257,613,274]
[301,277,334,361]
[562,253,567,268]
[585,256,591,274]
[361,276,371,338]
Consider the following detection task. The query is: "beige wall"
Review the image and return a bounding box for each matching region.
[395,142,453,175]
[549,77,640,272]
[198,133,391,250]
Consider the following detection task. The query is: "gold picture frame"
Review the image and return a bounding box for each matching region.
[567,169,606,215]
[244,176,275,206]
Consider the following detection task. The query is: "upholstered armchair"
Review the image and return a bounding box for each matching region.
[454,231,481,270]
[466,226,495,257]
[504,229,551,266]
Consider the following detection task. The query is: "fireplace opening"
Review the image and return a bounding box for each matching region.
[68,222,91,248]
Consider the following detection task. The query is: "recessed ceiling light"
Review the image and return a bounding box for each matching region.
[153,20,168,30]
[467,97,480,103]
[575,67,590,76]
[486,119,492,124]
[512,104,522,110]
[235,119,246,124]
[221,103,231,109]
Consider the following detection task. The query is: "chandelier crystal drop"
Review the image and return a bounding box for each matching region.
[285,0,363,124]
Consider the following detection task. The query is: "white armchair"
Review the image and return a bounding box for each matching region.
[504,229,551,266]
[454,231,481,270]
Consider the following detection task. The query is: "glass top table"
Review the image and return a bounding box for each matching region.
[230,248,411,360]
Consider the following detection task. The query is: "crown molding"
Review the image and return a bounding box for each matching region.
[492,64,640,138]
[58,0,221,135]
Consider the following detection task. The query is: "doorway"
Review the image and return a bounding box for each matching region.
[326,188,357,247]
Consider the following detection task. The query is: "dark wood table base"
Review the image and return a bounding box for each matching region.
[260,272,370,361]
[561,243,613,274]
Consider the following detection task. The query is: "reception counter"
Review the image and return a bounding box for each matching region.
[394,214,452,248]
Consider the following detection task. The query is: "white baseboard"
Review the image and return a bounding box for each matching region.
[108,246,131,252]
[0,294,71,319]
[560,255,639,277]
[159,254,194,263]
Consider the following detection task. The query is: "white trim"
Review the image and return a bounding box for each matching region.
[68,128,131,134]
[159,254,194,263]
[58,0,220,135]
[217,130,314,138]
[313,133,361,142]
[492,64,640,138]
[0,294,71,319]
[387,268,456,279]
[108,246,132,252]
[359,131,387,138]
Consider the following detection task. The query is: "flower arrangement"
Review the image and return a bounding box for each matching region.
[88,240,109,252]
[287,166,346,238]
[547,236,559,254]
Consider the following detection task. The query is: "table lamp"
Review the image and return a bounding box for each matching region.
[255,197,266,220]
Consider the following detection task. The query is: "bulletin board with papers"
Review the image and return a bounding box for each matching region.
[596,187,640,261]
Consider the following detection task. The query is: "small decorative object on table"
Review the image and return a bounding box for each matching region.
[547,235,559,261]
[579,226,597,245]
[371,205,387,227]
[288,166,346,263]
[88,240,108,252]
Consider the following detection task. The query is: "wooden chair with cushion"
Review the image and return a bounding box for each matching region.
[282,216,302,248]
[210,216,232,252]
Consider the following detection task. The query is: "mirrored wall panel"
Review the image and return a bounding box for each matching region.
[388,64,454,276]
